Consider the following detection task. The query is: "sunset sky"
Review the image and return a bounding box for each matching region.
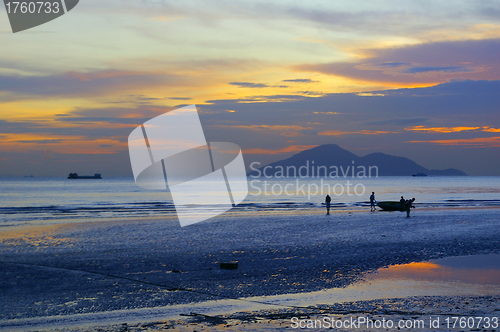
[1,0,499,176]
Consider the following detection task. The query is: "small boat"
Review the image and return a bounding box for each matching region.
[412,172,427,177]
[68,173,102,179]
[220,262,238,270]
[377,201,404,211]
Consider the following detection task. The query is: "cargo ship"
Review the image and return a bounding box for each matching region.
[68,173,102,179]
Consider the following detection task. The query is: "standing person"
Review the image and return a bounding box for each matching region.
[405,198,415,217]
[325,195,331,215]
[399,196,405,211]
[370,192,376,212]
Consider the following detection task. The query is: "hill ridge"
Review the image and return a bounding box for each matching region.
[248,144,466,177]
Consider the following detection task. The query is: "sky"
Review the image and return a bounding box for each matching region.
[0,0,499,176]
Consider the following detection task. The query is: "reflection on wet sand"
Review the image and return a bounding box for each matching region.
[375,255,500,285]
[245,254,500,309]
[2,254,498,331]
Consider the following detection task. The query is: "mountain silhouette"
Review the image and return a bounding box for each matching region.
[248,144,467,177]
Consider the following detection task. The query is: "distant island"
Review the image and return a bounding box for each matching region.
[248,144,467,177]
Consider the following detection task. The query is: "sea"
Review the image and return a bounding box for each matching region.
[1,176,499,226]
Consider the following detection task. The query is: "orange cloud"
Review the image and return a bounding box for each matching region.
[407,136,500,147]
[405,125,480,133]
[243,145,318,155]
[318,130,397,136]
[483,126,500,132]
[228,125,312,130]
[0,133,125,154]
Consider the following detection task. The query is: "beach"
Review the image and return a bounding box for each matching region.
[1,206,499,331]
[3,0,500,329]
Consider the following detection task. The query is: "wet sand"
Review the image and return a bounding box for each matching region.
[0,207,499,330]
[44,295,500,331]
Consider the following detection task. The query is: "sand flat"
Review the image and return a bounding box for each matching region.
[0,207,499,330]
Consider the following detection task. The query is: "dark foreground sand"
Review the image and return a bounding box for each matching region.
[46,295,500,331]
[0,207,499,330]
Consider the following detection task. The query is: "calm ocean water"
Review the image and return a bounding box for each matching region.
[0,176,499,225]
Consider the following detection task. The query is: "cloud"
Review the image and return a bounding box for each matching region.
[356,92,385,97]
[228,82,293,89]
[281,78,319,83]
[215,124,314,137]
[229,82,269,88]
[245,2,485,37]
[295,38,500,84]
[200,80,500,135]
[82,1,500,39]
[0,133,125,154]
[405,126,481,133]
[243,145,318,155]
[318,130,398,136]
[205,93,309,104]
[403,66,472,74]
[483,126,500,132]
[15,139,65,144]
[221,125,312,131]
[407,136,500,147]
[313,111,340,115]
[366,117,429,126]
[198,79,500,174]
[0,104,203,145]
[378,62,412,68]
[3,80,500,175]
[54,106,171,126]
[0,70,180,98]
[478,1,500,19]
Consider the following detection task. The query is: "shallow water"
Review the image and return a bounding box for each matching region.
[1,176,500,225]
[3,254,498,331]
[171,253,500,314]
[254,254,500,308]
[132,253,500,311]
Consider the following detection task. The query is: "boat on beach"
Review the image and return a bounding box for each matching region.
[377,201,404,211]
[68,173,102,179]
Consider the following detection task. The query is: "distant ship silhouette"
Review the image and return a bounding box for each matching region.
[68,173,102,179]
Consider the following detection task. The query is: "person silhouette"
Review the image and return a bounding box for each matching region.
[399,196,405,211]
[405,198,415,217]
[325,195,331,215]
[369,192,376,212]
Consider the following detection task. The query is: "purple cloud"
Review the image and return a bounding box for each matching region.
[295,38,500,84]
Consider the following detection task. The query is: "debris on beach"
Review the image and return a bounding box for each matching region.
[220,262,239,270]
